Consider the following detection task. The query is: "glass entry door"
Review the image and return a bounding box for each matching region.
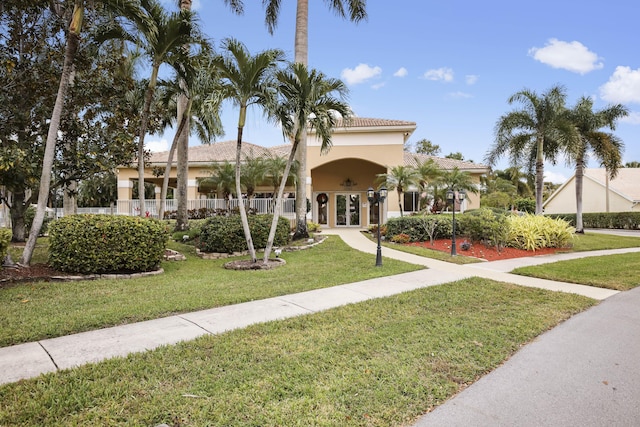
[336,194,360,226]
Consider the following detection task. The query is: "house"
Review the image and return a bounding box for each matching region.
[116,117,490,227]
[543,168,640,214]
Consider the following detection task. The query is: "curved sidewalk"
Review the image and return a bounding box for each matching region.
[0,229,636,390]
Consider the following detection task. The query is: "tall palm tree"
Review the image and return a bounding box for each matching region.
[413,156,442,210]
[210,38,285,263]
[21,0,149,265]
[376,165,420,217]
[263,62,351,262]
[156,59,224,220]
[565,96,627,233]
[262,0,367,240]
[98,0,204,217]
[486,85,572,214]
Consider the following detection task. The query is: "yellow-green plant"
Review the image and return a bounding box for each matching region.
[507,214,574,251]
[0,228,12,265]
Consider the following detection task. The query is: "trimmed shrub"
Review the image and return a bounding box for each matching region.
[48,215,169,274]
[457,208,509,248]
[507,214,574,250]
[390,233,410,244]
[0,228,11,267]
[386,215,452,242]
[198,214,290,253]
[546,212,640,230]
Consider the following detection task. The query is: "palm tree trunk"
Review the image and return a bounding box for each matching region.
[235,121,257,262]
[292,0,309,240]
[159,110,189,220]
[264,139,299,262]
[21,2,82,265]
[535,137,544,214]
[575,159,584,233]
[175,0,192,231]
[137,64,160,217]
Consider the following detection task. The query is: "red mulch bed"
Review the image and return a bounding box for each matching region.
[406,239,567,261]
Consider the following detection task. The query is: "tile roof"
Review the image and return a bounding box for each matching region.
[404,152,490,172]
[148,140,278,164]
[334,117,417,128]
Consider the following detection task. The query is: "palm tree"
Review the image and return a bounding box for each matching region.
[262,0,367,240]
[565,96,627,233]
[263,62,351,262]
[413,156,442,210]
[264,154,297,202]
[156,59,224,220]
[173,0,243,230]
[210,38,285,263]
[21,0,149,265]
[625,161,640,168]
[439,167,478,211]
[376,165,420,217]
[199,161,236,209]
[486,85,572,214]
[241,152,268,203]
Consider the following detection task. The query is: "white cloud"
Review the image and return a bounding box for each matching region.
[448,91,473,99]
[529,39,603,74]
[340,64,382,85]
[394,67,408,77]
[621,111,640,124]
[371,82,386,90]
[146,138,169,153]
[599,66,640,104]
[544,170,568,184]
[465,75,478,85]
[423,67,454,82]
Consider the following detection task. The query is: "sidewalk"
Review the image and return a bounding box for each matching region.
[1,229,638,413]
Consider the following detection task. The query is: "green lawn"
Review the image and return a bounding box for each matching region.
[0,279,595,426]
[513,252,640,291]
[0,236,423,347]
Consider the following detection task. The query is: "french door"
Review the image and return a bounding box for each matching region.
[336,193,360,227]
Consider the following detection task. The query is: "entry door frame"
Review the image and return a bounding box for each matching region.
[335,193,361,227]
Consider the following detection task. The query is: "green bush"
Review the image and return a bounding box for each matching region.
[457,208,509,248]
[198,214,290,253]
[171,219,207,243]
[25,206,54,237]
[386,215,452,242]
[546,212,640,230]
[514,198,536,213]
[48,215,169,274]
[0,228,12,267]
[507,214,574,250]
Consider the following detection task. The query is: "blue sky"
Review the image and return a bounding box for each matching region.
[150,0,640,184]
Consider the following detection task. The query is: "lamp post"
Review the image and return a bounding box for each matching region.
[367,186,387,266]
[445,189,466,256]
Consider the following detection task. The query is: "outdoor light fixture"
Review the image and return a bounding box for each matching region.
[367,186,387,266]
[446,189,466,256]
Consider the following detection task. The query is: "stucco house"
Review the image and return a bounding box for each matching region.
[543,168,640,214]
[116,117,490,228]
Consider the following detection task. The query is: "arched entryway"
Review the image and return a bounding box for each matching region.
[310,158,386,228]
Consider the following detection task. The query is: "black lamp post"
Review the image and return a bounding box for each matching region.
[367,186,388,266]
[445,189,466,256]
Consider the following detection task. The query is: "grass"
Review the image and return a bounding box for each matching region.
[513,252,640,291]
[0,278,595,426]
[0,236,423,347]
[382,240,483,264]
[571,232,640,251]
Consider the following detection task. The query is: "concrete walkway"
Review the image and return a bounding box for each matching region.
[1,228,639,425]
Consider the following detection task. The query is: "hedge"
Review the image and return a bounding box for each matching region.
[48,215,169,274]
[198,214,290,253]
[385,215,452,242]
[546,212,640,230]
[0,228,11,268]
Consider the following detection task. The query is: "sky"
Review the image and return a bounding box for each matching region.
[149,0,640,184]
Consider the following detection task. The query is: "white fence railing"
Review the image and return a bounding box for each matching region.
[1,199,297,228]
[117,198,296,221]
